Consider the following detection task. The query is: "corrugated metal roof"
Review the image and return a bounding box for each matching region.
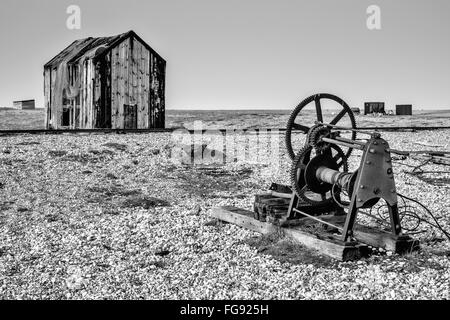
[44,37,95,68]
[44,30,165,68]
[66,33,129,65]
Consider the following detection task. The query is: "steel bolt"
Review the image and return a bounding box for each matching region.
[360,185,365,189]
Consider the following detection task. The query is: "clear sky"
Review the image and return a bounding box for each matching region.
[0,0,449,110]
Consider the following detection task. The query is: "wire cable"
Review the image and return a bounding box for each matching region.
[397,193,450,242]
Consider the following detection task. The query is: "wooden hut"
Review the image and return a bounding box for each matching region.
[13,100,35,110]
[364,102,385,115]
[44,30,166,130]
[396,105,413,116]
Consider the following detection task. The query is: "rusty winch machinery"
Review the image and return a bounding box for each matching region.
[213,93,450,260]
[284,94,403,243]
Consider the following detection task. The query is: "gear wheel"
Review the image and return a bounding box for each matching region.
[308,125,332,151]
[290,144,348,207]
[285,93,357,160]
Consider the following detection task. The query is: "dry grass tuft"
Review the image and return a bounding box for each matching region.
[245,233,337,268]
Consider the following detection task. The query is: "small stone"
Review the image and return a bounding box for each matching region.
[151,149,161,155]
[155,250,171,257]
[66,272,85,291]
[191,205,201,215]
[106,173,118,179]
[204,219,219,227]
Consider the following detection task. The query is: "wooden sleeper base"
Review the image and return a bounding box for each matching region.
[211,206,368,261]
[211,206,419,261]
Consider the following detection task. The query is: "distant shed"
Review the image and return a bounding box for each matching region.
[364,102,385,115]
[44,30,166,130]
[13,100,35,110]
[396,105,413,116]
[351,107,361,115]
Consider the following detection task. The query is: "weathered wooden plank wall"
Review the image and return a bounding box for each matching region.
[122,38,129,129]
[80,61,86,128]
[94,61,101,127]
[94,54,112,128]
[111,39,130,128]
[158,59,166,128]
[77,59,95,129]
[111,45,118,128]
[44,69,51,128]
[86,60,92,128]
[105,52,112,128]
[144,49,150,128]
[50,68,57,128]
[129,39,136,127]
[149,55,154,128]
[110,37,156,129]
[132,37,150,129]
[150,56,166,128]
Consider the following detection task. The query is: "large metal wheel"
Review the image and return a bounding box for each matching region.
[290,144,348,207]
[285,93,357,160]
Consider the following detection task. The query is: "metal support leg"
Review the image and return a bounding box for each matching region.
[388,204,402,235]
[341,197,359,242]
[287,193,299,220]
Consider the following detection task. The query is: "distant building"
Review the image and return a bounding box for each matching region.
[13,100,35,110]
[396,105,413,116]
[44,30,166,130]
[351,107,361,115]
[364,102,385,115]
